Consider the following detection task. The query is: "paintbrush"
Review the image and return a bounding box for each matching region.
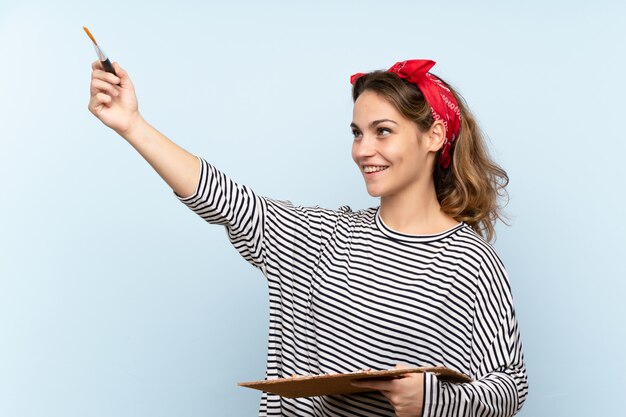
[83,26,117,76]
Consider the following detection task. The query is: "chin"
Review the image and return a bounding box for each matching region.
[365,186,383,198]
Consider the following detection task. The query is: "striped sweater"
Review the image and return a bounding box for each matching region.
[178,157,528,416]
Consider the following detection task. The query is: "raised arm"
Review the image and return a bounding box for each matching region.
[87,60,199,197]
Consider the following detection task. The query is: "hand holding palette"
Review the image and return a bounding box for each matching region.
[239,366,472,398]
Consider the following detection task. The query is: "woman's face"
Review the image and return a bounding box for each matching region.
[351,90,436,199]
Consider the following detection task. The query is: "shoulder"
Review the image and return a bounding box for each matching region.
[454,225,515,307]
[453,224,506,269]
[451,225,511,290]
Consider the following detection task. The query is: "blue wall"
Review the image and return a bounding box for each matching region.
[1,1,624,416]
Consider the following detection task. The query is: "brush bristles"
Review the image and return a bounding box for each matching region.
[83,26,98,45]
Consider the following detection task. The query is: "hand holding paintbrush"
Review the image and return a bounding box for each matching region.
[84,26,143,135]
[87,57,142,136]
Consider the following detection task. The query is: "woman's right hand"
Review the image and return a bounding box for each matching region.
[88,60,141,136]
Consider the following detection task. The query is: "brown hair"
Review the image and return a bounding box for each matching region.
[352,71,509,242]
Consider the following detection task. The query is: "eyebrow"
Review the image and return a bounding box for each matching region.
[350,119,399,130]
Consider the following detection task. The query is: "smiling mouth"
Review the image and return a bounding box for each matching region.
[363,166,389,174]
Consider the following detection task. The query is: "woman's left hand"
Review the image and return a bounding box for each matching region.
[351,364,425,417]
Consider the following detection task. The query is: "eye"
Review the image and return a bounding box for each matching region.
[377,127,392,136]
[351,129,362,140]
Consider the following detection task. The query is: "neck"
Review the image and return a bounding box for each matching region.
[379,179,459,235]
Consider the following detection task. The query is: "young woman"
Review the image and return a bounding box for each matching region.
[88,58,528,417]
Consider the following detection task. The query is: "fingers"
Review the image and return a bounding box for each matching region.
[90,61,122,101]
[88,91,112,116]
[91,78,120,97]
[87,59,141,134]
[112,61,125,78]
[111,61,133,89]
[90,72,120,107]
[88,91,113,108]
[90,60,126,85]
[91,67,120,85]
[94,92,113,105]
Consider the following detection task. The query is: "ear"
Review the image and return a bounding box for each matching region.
[426,120,447,152]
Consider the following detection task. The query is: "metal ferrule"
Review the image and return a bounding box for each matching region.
[92,43,108,62]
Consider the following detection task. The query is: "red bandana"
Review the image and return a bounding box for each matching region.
[350,59,461,169]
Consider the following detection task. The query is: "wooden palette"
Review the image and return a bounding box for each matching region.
[239,366,472,398]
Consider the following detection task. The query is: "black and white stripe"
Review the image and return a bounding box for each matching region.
[178,157,528,417]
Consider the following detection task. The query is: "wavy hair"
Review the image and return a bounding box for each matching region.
[352,71,509,241]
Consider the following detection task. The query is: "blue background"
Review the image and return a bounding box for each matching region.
[1,1,624,416]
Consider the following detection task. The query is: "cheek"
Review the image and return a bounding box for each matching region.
[386,145,410,165]
[390,145,421,173]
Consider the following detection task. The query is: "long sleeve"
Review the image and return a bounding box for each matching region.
[422,259,529,417]
[176,156,267,268]
[176,156,348,279]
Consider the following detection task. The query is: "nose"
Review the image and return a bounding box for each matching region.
[353,134,377,159]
